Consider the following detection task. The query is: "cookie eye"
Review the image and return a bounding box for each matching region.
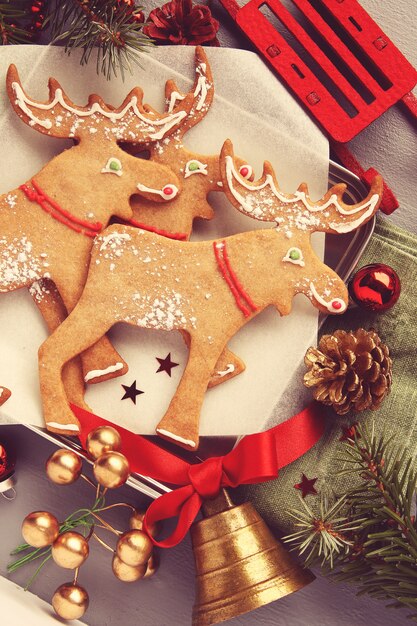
[283,247,305,267]
[239,164,252,179]
[102,157,123,176]
[184,160,208,178]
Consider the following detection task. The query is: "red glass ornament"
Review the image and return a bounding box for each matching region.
[349,264,401,311]
[0,441,16,496]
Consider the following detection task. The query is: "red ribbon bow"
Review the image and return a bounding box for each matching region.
[72,402,325,548]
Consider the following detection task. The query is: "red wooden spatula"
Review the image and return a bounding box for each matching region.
[219,0,417,142]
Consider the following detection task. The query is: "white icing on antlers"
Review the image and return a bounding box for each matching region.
[167,91,185,113]
[12,82,186,140]
[167,62,210,114]
[224,156,380,232]
[194,64,209,111]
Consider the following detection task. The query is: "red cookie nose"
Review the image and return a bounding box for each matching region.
[163,186,174,196]
[331,300,342,310]
[239,166,249,178]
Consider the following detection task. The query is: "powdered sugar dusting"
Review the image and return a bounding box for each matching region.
[98,232,131,252]
[126,289,195,331]
[0,237,48,288]
[5,194,17,209]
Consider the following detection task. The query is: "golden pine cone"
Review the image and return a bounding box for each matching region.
[304,328,392,415]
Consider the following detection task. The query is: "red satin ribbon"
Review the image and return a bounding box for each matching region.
[72,402,325,548]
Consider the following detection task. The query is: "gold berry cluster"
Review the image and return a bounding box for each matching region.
[17,426,158,621]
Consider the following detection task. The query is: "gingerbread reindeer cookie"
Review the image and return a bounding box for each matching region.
[1,57,210,434]
[38,140,383,448]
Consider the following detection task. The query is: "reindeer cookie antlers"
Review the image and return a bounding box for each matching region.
[7,63,197,143]
[221,139,382,234]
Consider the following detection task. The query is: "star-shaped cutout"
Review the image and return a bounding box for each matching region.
[294,473,318,498]
[156,352,179,377]
[121,380,144,404]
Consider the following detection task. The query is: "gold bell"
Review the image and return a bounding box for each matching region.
[191,490,314,626]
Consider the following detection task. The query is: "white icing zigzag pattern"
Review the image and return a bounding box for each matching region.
[225,156,380,234]
[12,82,187,141]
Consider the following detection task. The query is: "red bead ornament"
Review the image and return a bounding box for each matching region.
[349,264,401,312]
[239,164,252,179]
[0,441,16,499]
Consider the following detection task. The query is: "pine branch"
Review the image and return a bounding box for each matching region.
[284,424,417,618]
[0,1,39,44]
[44,0,153,79]
[284,494,365,569]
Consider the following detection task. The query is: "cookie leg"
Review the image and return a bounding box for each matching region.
[180,332,245,389]
[30,279,85,407]
[38,307,114,436]
[81,337,128,385]
[52,275,128,385]
[156,338,221,451]
[208,347,246,388]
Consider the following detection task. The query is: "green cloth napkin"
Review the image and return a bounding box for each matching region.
[237,217,417,535]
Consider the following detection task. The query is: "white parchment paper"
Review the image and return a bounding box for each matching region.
[0,45,328,435]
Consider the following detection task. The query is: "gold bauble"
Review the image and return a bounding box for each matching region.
[86,426,122,460]
[143,553,159,579]
[45,449,82,485]
[116,530,153,567]
[129,509,159,537]
[112,555,147,582]
[22,511,60,548]
[52,583,89,620]
[93,451,130,489]
[51,531,89,569]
